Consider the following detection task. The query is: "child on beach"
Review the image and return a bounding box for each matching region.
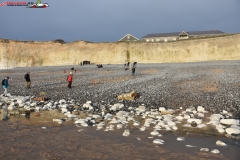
[67,72,73,88]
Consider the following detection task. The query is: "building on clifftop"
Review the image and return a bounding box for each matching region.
[142,30,225,42]
[118,34,139,42]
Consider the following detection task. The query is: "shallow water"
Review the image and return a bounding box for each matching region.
[1,111,239,159]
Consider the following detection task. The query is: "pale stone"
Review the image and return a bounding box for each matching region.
[184,115,191,119]
[153,139,164,144]
[186,145,197,147]
[159,107,166,112]
[222,110,228,115]
[220,119,239,125]
[117,124,123,129]
[197,106,205,112]
[197,124,206,128]
[167,121,176,127]
[218,128,225,133]
[172,126,178,130]
[200,148,209,152]
[177,137,185,141]
[211,149,220,154]
[216,140,227,146]
[133,121,140,126]
[225,128,240,135]
[176,116,183,121]
[140,126,146,131]
[150,130,159,136]
[110,103,124,111]
[123,129,130,136]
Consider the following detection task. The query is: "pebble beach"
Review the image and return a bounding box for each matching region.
[0,60,240,159]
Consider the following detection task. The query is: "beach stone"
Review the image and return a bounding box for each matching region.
[177,137,185,141]
[83,103,93,111]
[210,114,224,121]
[200,148,209,152]
[133,121,140,126]
[222,110,228,115]
[175,116,183,121]
[159,107,166,112]
[167,121,176,127]
[123,129,130,136]
[110,103,124,111]
[140,126,146,131]
[150,130,159,136]
[184,115,191,119]
[67,114,77,118]
[218,128,225,133]
[197,106,205,112]
[117,124,123,129]
[187,118,202,124]
[197,124,206,128]
[153,139,164,144]
[220,119,239,125]
[172,126,178,130]
[136,106,146,113]
[186,145,197,147]
[211,149,220,154]
[59,99,66,104]
[225,128,240,135]
[197,113,204,118]
[216,140,227,146]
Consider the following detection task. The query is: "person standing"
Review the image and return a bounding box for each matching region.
[24,72,31,88]
[131,64,135,76]
[67,72,73,88]
[2,77,9,97]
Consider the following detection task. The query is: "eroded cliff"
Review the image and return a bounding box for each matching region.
[0,34,240,68]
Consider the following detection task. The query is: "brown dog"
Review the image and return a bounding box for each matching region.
[116,91,138,100]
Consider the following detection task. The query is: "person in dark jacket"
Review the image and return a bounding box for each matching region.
[2,77,9,97]
[67,72,73,88]
[24,72,31,88]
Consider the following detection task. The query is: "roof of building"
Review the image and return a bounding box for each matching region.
[119,34,139,41]
[142,30,224,38]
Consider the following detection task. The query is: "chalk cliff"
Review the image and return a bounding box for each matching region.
[0,34,240,68]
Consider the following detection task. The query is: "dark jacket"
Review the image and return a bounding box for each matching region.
[25,73,30,82]
[2,78,9,88]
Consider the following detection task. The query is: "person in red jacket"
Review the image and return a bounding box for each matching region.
[67,72,73,88]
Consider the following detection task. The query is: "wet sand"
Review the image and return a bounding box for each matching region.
[0,111,239,160]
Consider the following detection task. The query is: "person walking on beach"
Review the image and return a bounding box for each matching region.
[67,72,73,88]
[24,72,31,89]
[131,62,137,76]
[2,77,9,97]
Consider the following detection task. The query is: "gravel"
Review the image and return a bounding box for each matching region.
[1,60,240,113]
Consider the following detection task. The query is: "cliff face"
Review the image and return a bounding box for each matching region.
[0,34,240,68]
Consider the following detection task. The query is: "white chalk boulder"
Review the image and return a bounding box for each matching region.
[216,140,227,146]
[225,128,240,135]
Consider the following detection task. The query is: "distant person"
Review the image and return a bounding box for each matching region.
[24,72,31,88]
[67,72,73,88]
[131,63,137,76]
[2,77,9,97]
[64,70,66,73]
[75,69,76,73]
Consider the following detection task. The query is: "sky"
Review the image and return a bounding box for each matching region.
[0,0,240,42]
